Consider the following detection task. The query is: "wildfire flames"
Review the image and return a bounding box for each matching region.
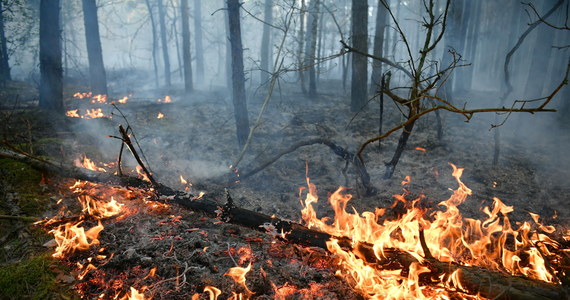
[300,163,563,299]
[38,155,567,299]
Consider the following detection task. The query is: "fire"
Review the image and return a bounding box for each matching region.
[136,165,151,182]
[300,164,562,299]
[204,286,221,300]
[157,95,172,103]
[117,96,129,104]
[415,146,427,152]
[157,112,164,119]
[66,109,80,117]
[75,156,107,172]
[119,287,149,300]
[225,262,253,296]
[50,221,104,258]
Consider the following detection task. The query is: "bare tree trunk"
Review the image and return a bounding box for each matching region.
[0,1,11,86]
[227,0,250,147]
[306,0,319,98]
[370,0,388,94]
[194,0,204,83]
[350,0,368,112]
[298,0,307,94]
[181,0,193,93]
[260,0,273,84]
[145,0,159,89]
[158,0,171,87]
[439,0,464,103]
[39,0,63,113]
[81,0,108,95]
[224,0,232,90]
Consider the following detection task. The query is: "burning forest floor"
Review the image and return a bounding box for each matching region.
[0,80,569,299]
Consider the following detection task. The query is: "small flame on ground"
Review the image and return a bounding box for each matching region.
[50,221,103,258]
[225,262,254,296]
[414,146,427,152]
[157,112,164,119]
[204,286,221,300]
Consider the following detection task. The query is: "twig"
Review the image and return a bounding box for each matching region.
[118,125,158,187]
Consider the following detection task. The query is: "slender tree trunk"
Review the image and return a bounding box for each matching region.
[316,8,325,84]
[181,0,193,93]
[260,0,273,84]
[0,1,11,86]
[145,0,159,89]
[194,0,204,83]
[39,0,63,113]
[157,0,171,87]
[439,0,464,103]
[370,0,388,94]
[224,0,232,90]
[461,0,481,91]
[81,0,108,95]
[298,0,307,94]
[227,0,250,147]
[350,0,368,112]
[170,1,183,81]
[306,0,319,98]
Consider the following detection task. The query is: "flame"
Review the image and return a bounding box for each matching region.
[180,175,188,185]
[157,112,164,119]
[157,95,172,103]
[225,262,253,295]
[415,146,427,152]
[73,92,92,99]
[79,195,124,219]
[117,96,129,104]
[136,165,151,182]
[75,156,107,172]
[50,221,103,258]
[119,287,149,300]
[204,286,221,300]
[66,109,80,117]
[300,164,561,299]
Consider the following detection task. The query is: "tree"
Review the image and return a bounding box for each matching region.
[39,0,63,113]
[144,0,159,89]
[0,0,11,86]
[81,0,108,95]
[370,0,388,93]
[350,0,368,112]
[157,0,171,87]
[227,0,250,147]
[181,0,193,93]
[194,0,204,83]
[298,0,307,93]
[305,0,319,98]
[439,0,465,102]
[260,0,273,84]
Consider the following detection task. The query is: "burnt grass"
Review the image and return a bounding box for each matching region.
[1,79,569,299]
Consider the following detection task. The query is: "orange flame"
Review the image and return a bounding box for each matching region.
[300,164,561,298]
[75,156,107,172]
[50,221,103,258]
[225,262,254,295]
[157,112,164,119]
[203,286,221,300]
[415,146,427,152]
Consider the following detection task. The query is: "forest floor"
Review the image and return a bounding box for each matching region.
[0,79,569,299]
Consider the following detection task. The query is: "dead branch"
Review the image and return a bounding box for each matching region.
[240,138,375,196]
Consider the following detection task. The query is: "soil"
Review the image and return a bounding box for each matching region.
[1,79,569,299]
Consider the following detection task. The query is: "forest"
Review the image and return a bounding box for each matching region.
[0,0,569,299]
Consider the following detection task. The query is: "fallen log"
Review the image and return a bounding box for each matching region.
[1,148,568,299]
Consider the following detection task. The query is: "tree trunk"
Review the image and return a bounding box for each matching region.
[39,0,63,113]
[157,0,171,87]
[0,1,11,86]
[523,12,556,97]
[260,0,273,84]
[227,0,250,147]
[350,0,368,112]
[370,0,388,94]
[439,0,464,103]
[298,0,307,94]
[306,0,319,98]
[145,0,159,89]
[194,0,204,83]
[460,0,481,91]
[181,0,193,93]
[81,0,108,95]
